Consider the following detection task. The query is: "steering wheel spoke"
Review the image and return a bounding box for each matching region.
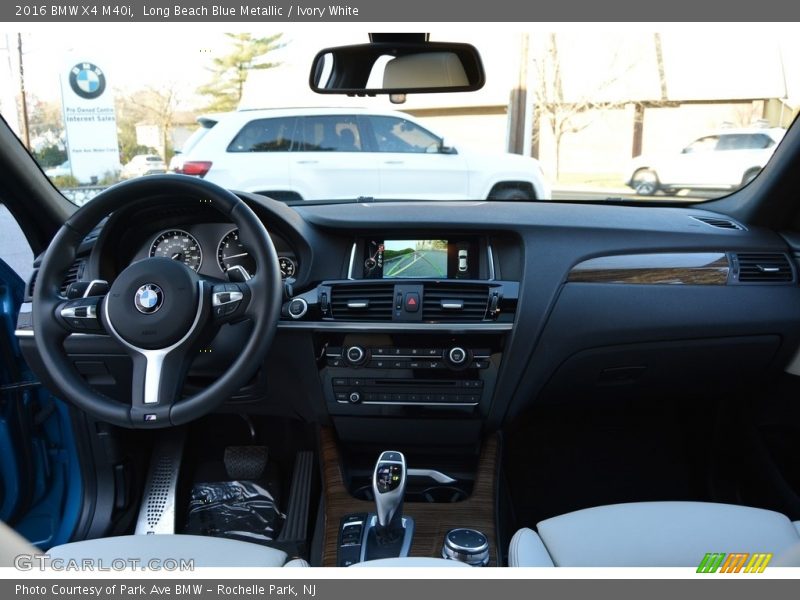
[56,296,105,334]
[128,348,191,425]
[102,279,211,427]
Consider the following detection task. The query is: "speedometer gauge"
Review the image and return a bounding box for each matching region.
[217,229,257,277]
[218,229,296,279]
[149,230,202,271]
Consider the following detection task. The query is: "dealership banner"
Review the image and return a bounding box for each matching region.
[59,59,120,184]
[5,578,800,600]
[4,0,800,21]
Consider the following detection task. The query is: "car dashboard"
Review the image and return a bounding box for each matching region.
[16,192,800,450]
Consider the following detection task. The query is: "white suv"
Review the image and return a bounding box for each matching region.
[171,108,550,202]
[625,128,785,196]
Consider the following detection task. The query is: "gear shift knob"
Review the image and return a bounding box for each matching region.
[372,451,406,530]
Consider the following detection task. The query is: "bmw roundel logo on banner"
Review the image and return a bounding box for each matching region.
[68,63,106,100]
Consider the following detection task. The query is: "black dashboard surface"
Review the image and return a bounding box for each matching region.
[25,195,800,432]
[290,200,800,424]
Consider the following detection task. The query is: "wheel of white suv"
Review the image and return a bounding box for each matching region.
[632,168,659,196]
[490,187,534,201]
[741,168,761,188]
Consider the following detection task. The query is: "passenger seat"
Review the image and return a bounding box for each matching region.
[509,501,800,567]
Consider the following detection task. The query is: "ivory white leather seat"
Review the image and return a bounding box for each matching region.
[49,538,468,568]
[351,557,469,567]
[1,521,309,568]
[48,534,309,567]
[509,501,800,567]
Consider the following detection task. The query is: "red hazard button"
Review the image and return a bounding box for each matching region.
[404,292,420,313]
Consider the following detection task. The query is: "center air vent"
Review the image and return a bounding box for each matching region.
[330,283,394,321]
[423,283,490,322]
[735,253,794,283]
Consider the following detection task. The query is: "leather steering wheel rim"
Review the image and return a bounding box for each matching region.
[32,174,282,428]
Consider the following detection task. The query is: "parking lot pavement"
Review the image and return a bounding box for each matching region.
[384,249,448,278]
[551,186,715,203]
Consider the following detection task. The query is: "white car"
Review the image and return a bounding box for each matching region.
[626,128,785,195]
[171,108,550,201]
[44,160,71,178]
[458,248,469,272]
[120,154,167,179]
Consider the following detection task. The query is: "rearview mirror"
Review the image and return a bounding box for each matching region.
[310,42,486,97]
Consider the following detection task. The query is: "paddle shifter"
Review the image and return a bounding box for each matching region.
[373,451,407,534]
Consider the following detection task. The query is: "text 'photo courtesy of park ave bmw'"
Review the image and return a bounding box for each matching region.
[2,16,800,584]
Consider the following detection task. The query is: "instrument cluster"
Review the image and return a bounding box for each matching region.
[141,223,297,280]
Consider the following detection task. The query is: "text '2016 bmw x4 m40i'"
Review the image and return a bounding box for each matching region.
[1,27,800,572]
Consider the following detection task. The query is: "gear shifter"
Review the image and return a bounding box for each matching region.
[373,451,407,534]
[361,450,414,561]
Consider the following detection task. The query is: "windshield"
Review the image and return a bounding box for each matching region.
[1,27,798,205]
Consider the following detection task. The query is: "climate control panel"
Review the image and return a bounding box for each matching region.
[325,346,491,371]
[318,334,503,415]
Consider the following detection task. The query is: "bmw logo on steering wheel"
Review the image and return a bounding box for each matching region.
[134,284,164,314]
[68,62,107,100]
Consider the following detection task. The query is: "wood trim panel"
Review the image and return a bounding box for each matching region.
[567,253,730,285]
[320,427,499,567]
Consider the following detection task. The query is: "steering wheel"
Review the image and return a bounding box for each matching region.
[32,175,282,428]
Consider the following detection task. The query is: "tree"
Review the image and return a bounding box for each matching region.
[115,85,180,164]
[197,33,284,112]
[27,96,64,139]
[531,33,634,180]
[33,144,66,168]
[129,86,181,163]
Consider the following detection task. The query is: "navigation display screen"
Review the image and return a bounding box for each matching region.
[362,239,476,279]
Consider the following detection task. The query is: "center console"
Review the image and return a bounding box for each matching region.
[278,234,519,446]
[316,330,506,449]
[335,449,490,567]
[322,337,498,412]
[289,237,515,566]
[319,427,499,566]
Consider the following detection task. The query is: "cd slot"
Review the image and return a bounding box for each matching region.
[372,379,459,388]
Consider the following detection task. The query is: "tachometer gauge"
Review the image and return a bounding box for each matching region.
[217,229,257,277]
[149,230,202,271]
[278,256,296,279]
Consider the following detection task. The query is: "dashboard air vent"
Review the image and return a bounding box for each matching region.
[691,215,744,230]
[25,269,38,301]
[26,258,87,299]
[735,253,793,283]
[423,283,490,322]
[330,283,394,321]
[60,259,86,295]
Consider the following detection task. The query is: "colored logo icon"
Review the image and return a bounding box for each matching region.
[69,62,106,99]
[697,552,772,573]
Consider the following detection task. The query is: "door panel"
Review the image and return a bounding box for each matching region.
[0,214,82,548]
[289,115,380,200]
[213,116,295,193]
[367,115,469,200]
[660,135,719,186]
